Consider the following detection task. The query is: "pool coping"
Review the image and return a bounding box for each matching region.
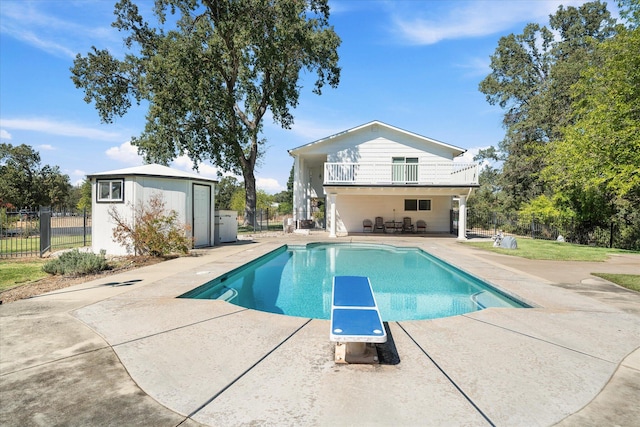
[1,234,639,426]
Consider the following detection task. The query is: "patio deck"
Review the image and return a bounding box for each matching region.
[1,234,639,426]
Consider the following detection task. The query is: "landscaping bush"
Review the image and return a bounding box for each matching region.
[43,249,108,276]
[109,193,192,256]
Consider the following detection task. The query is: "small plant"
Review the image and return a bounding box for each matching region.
[43,249,108,276]
[109,193,192,256]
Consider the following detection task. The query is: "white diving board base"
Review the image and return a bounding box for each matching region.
[330,276,387,364]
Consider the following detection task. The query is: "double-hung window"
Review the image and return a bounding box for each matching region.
[392,157,419,183]
[97,179,124,202]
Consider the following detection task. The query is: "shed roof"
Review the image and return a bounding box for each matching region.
[87,164,218,183]
[288,120,466,157]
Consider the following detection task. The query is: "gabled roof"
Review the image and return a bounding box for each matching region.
[87,163,218,183]
[288,120,466,156]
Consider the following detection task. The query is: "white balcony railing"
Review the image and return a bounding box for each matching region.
[324,162,479,186]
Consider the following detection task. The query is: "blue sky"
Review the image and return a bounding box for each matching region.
[0,0,614,192]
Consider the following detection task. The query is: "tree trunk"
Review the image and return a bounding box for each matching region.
[243,168,257,227]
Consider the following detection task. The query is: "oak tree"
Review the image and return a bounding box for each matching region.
[71,0,340,225]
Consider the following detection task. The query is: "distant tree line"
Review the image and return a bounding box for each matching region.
[471,0,639,249]
[216,166,294,218]
[0,143,90,212]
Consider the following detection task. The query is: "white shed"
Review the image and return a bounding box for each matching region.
[87,164,218,255]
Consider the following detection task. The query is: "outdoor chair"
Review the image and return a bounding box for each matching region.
[402,217,414,233]
[384,221,396,233]
[416,220,427,233]
[363,219,373,232]
[374,217,385,233]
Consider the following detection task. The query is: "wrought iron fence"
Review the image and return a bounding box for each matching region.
[452,210,637,250]
[1,207,92,258]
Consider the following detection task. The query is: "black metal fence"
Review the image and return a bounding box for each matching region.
[1,208,92,258]
[453,210,637,249]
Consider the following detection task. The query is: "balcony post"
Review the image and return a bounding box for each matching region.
[328,193,337,238]
[457,195,467,240]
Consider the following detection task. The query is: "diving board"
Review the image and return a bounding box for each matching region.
[330,276,387,364]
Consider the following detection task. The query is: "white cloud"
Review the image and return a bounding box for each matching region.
[391,0,585,45]
[37,144,55,151]
[106,141,144,165]
[455,146,502,169]
[456,56,491,78]
[0,129,11,140]
[256,177,284,194]
[0,1,119,58]
[172,155,221,179]
[0,118,121,141]
[68,169,87,187]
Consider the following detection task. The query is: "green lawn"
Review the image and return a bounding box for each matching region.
[463,238,634,261]
[1,235,91,255]
[592,273,640,292]
[463,238,640,292]
[0,258,49,292]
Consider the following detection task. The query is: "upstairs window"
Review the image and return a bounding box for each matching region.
[97,179,124,202]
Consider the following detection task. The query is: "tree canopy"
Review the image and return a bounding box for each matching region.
[71,0,340,225]
[0,143,71,210]
[474,0,639,248]
[478,1,616,209]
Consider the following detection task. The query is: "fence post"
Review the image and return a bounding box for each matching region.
[609,221,614,248]
[39,206,52,257]
[266,208,269,231]
[531,215,535,239]
[83,207,87,247]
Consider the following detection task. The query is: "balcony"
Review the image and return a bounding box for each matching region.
[323,162,479,186]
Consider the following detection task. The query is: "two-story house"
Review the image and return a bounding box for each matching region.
[287,121,479,239]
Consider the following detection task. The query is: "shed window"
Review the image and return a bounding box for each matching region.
[97,179,124,202]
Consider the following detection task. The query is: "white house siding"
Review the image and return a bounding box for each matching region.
[91,173,215,255]
[327,129,455,164]
[332,194,452,234]
[91,179,138,255]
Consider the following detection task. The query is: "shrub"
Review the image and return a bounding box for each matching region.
[43,249,108,276]
[109,193,192,257]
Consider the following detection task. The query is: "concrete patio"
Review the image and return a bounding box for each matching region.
[1,234,639,426]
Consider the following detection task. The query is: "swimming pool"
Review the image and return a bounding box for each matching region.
[180,243,528,321]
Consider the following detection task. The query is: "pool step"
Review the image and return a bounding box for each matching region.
[217,286,238,302]
[471,291,511,309]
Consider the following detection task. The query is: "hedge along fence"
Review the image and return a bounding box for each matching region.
[463,210,637,250]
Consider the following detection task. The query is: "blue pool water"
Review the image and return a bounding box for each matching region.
[180,243,527,321]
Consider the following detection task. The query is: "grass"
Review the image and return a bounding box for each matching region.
[592,273,640,292]
[463,238,635,261]
[0,258,49,292]
[1,235,91,255]
[463,238,640,292]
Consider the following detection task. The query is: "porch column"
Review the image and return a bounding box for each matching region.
[292,156,301,223]
[328,193,337,238]
[457,195,467,240]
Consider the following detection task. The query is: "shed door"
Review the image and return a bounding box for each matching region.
[193,184,211,247]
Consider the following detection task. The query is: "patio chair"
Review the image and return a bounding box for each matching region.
[416,220,427,233]
[402,217,414,233]
[374,217,385,233]
[363,219,373,232]
[384,221,396,233]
